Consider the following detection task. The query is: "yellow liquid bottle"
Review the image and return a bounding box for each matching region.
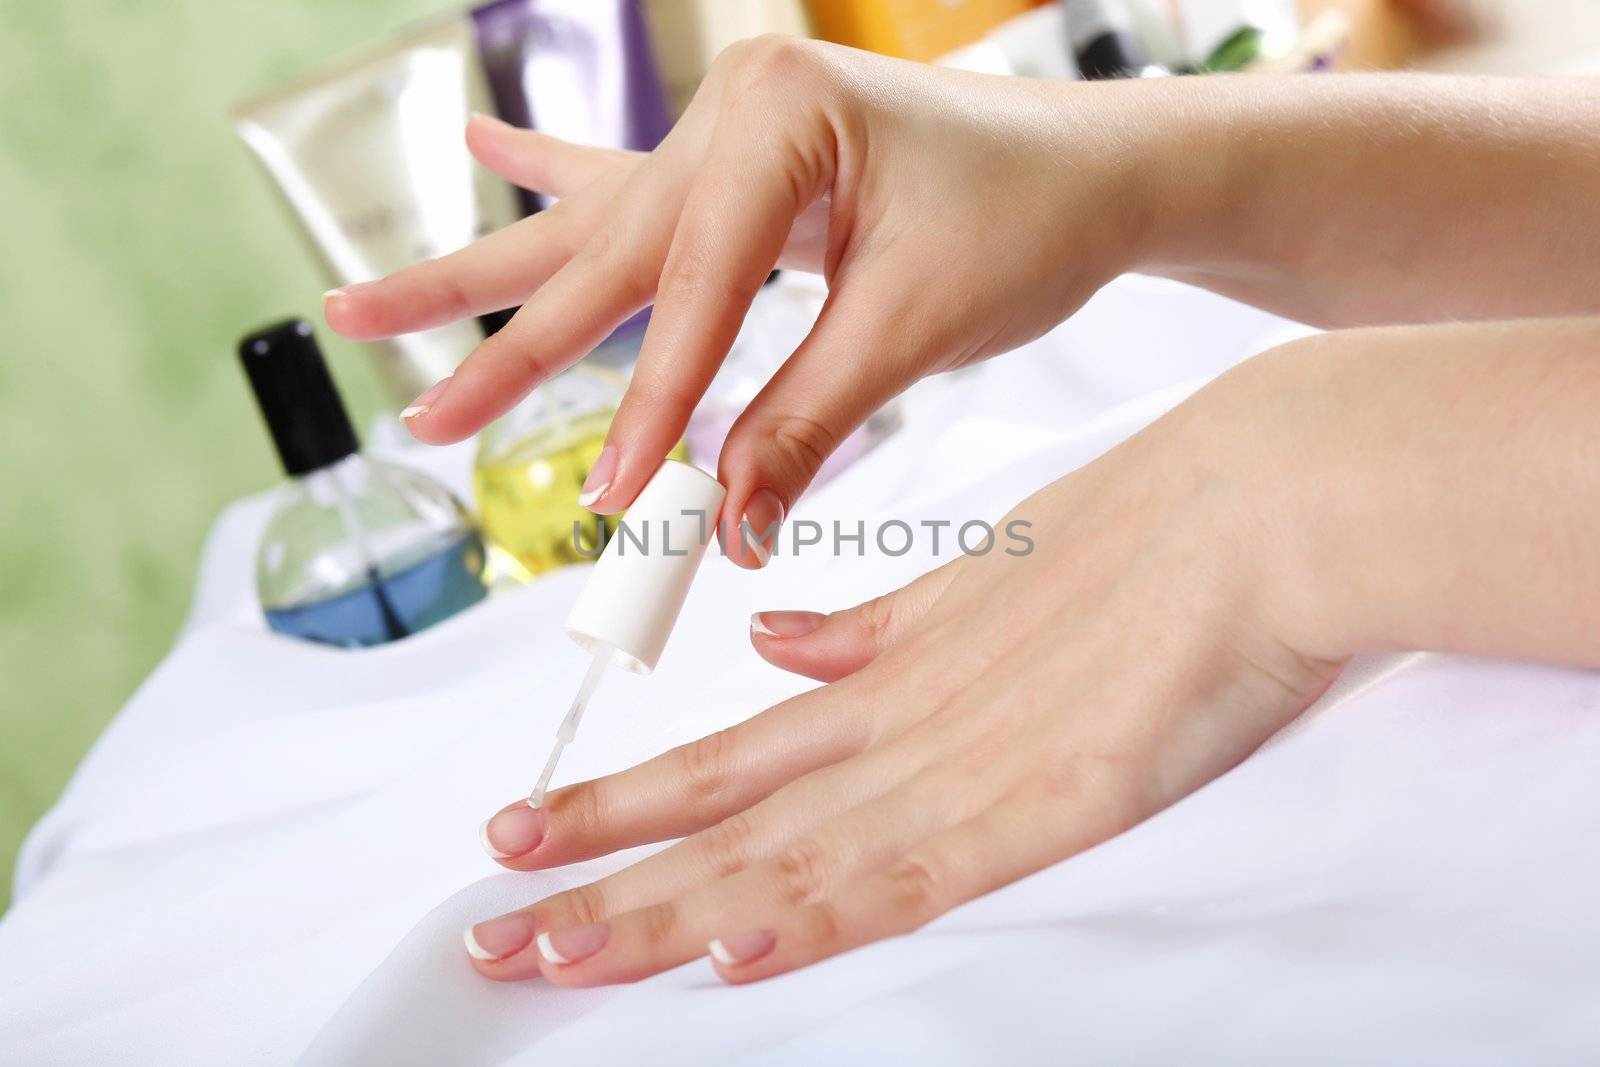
[472,363,688,583]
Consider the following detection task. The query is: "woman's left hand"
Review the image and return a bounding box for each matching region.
[463,338,1349,984]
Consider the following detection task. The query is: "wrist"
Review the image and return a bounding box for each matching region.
[1021,77,1230,284]
[1215,320,1600,669]
[1182,334,1372,663]
[1104,77,1254,279]
[1112,75,1340,288]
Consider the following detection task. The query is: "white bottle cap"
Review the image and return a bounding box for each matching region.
[565,460,727,673]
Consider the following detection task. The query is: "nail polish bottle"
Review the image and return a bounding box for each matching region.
[240,319,488,648]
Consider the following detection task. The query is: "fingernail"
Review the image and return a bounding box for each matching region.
[482,803,546,858]
[537,922,610,965]
[578,445,618,508]
[401,376,451,420]
[463,912,537,961]
[323,280,378,302]
[479,819,509,859]
[739,489,785,568]
[750,611,825,639]
[708,929,776,966]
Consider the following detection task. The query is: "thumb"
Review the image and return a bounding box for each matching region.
[750,560,961,682]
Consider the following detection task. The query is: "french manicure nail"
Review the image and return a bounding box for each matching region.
[323,279,378,302]
[708,929,776,966]
[482,803,546,858]
[479,819,510,859]
[463,912,537,961]
[401,376,451,420]
[537,923,611,965]
[739,488,785,568]
[578,444,618,508]
[750,611,825,639]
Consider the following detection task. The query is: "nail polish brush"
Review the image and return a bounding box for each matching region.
[530,460,727,806]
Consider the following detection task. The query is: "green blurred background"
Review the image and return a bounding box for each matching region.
[0,0,450,908]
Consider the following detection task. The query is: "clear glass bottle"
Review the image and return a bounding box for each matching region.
[474,359,629,584]
[473,331,688,584]
[240,319,487,648]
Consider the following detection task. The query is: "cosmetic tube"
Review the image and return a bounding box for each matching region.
[234,14,522,405]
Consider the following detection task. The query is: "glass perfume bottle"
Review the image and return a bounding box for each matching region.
[239,319,488,648]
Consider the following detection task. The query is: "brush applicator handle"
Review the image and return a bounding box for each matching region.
[565,460,726,674]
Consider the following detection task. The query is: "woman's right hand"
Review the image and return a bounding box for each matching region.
[324,37,1176,565]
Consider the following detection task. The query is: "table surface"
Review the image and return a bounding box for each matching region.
[5,279,1600,1065]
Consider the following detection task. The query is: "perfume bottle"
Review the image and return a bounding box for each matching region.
[239,319,488,648]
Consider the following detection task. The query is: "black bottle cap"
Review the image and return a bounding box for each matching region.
[238,318,359,476]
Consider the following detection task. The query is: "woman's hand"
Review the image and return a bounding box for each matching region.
[461,337,1350,984]
[326,50,1600,570]
[324,37,1169,565]
[460,310,1600,985]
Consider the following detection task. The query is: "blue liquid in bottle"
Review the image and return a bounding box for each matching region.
[241,319,490,650]
[265,532,487,648]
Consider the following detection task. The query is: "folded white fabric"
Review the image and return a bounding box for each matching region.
[6,279,1595,1066]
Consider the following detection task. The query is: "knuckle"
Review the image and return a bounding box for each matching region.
[473,326,552,387]
[514,340,556,384]
[577,217,625,264]
[422,260,474,321]
[659,246,760,311]
[768,414,839,481]
[796,900,844,949]
[678,728,737,811]
[856,592,901,651]
[697,810,758,881]
[623,367,702,424]
[553,881,609,928]
[574,222,653,305]
[1038,749,1145,838]
[549,214,588,263]
[882,856,942,917]
[710,36,760,74]
[718,35,819,97]
[548,779,607,839]
[773,837,830,906]
[636,901,679,947]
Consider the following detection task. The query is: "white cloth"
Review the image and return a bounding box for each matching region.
[5,278,1596,1065]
